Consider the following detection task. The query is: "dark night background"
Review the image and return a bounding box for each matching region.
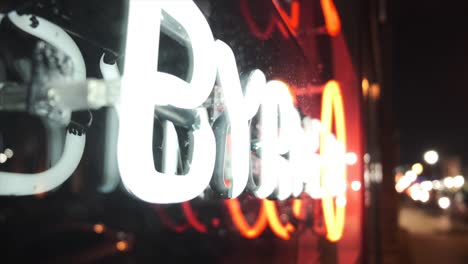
[395,1,468,166]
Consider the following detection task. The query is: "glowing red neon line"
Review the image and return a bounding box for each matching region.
[263,199,295,240]
[272,0,300,37]
[155,206,189,233]
[225,199,268,239]
[320,0,341,36]
[241,0,341,40]
[292,199,305,220]
[181,201,208,233]
[239,0,278,40]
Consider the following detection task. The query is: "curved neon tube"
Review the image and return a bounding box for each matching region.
[0,12,87,195]
[225,199,268,239]
[212,40,250,198]
[320,0,341,36]
[275,156,293,200]
[320,80,347,242]
[239,0,277,40]
[181,202,207,233]
[253,81,280,199]
[0,133,85,195]
[255,81,301,200]
[272,0,300,37]
[243,70,267,120]
[118,0,216,203]
[155,1,217,109]
[118,106,216,203]
[273,82,306,199]
[302,118,323,199]
[263,199,295,240]
[7,11,86,80]
[226,198,296,240]
[292,199,306,220]
[155,206,189,233]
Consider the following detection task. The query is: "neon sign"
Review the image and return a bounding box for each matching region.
[0,0,361,243]
[117,0,354,204]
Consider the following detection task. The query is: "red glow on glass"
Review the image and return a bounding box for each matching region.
[212,218,220,227]
[155,206,189,233]
[182,202,208,233]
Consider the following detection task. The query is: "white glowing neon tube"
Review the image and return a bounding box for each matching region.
[287,108,309,198]
[302,118,323,198]
[0,0,360,202]
[117,0,354,202]
[0,12,87,196]
[243,70,267,119]
[253,81,284,199]
[144,0,216,109]
[118,106,216,203]
[0,133,85,195]
[99,55,121,193]
[117,0,217,203]
[213,40,250,198]
[262,81,306,200]
[161,121,179,174]
[271,82,295,200]
[322,134,347,196]
[7,11,86,80]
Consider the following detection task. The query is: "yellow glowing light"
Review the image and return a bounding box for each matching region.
[93,224,105,234]
[411,163,424,175]
[116,241,129,252]
[370,84,380,100]
[361,78,369,97]
[320,80,347,242]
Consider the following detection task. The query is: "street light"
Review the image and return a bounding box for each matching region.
[423,150,439,165]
